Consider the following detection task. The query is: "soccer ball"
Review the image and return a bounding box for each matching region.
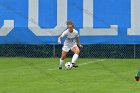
[65,62,73,70]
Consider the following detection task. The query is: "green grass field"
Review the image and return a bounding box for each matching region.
[0,58,140,93]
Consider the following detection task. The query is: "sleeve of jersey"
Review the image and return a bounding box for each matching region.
[76,31,79,37]
[60,31,67,38]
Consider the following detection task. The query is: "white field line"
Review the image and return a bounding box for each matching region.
[47,59,106,71]
[78,59,105,66]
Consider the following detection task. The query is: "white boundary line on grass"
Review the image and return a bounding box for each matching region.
[47,59,106,71]
[78,59,105,66]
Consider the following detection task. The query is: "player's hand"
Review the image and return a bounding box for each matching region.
[58,40,61,44]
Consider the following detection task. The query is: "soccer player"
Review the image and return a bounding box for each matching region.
[58,20,83,69]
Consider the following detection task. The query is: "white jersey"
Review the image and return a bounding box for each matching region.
[61,29,79,46]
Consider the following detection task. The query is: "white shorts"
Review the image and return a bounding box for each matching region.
[62,44,77,52]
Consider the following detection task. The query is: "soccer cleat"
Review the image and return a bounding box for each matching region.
[135,76,139,81]
[72,63,78,68]
[59,67,62,69]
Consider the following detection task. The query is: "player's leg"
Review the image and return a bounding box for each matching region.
[59,51,68,69]
[71,45,80,67]
[59,46,70,69]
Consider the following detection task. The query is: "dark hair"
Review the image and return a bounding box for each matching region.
[66,20,74,27]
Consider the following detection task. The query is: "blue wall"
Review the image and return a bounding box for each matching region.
[0,0,135,44]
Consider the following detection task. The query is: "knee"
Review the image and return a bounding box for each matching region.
[75,50,80,55]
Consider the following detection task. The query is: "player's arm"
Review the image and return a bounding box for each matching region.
[58,31,66,44]
[58,36,62,44]
[76,36,83,48]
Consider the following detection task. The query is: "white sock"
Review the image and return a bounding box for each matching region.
[72,54,79,64]
[60,59,64,67]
